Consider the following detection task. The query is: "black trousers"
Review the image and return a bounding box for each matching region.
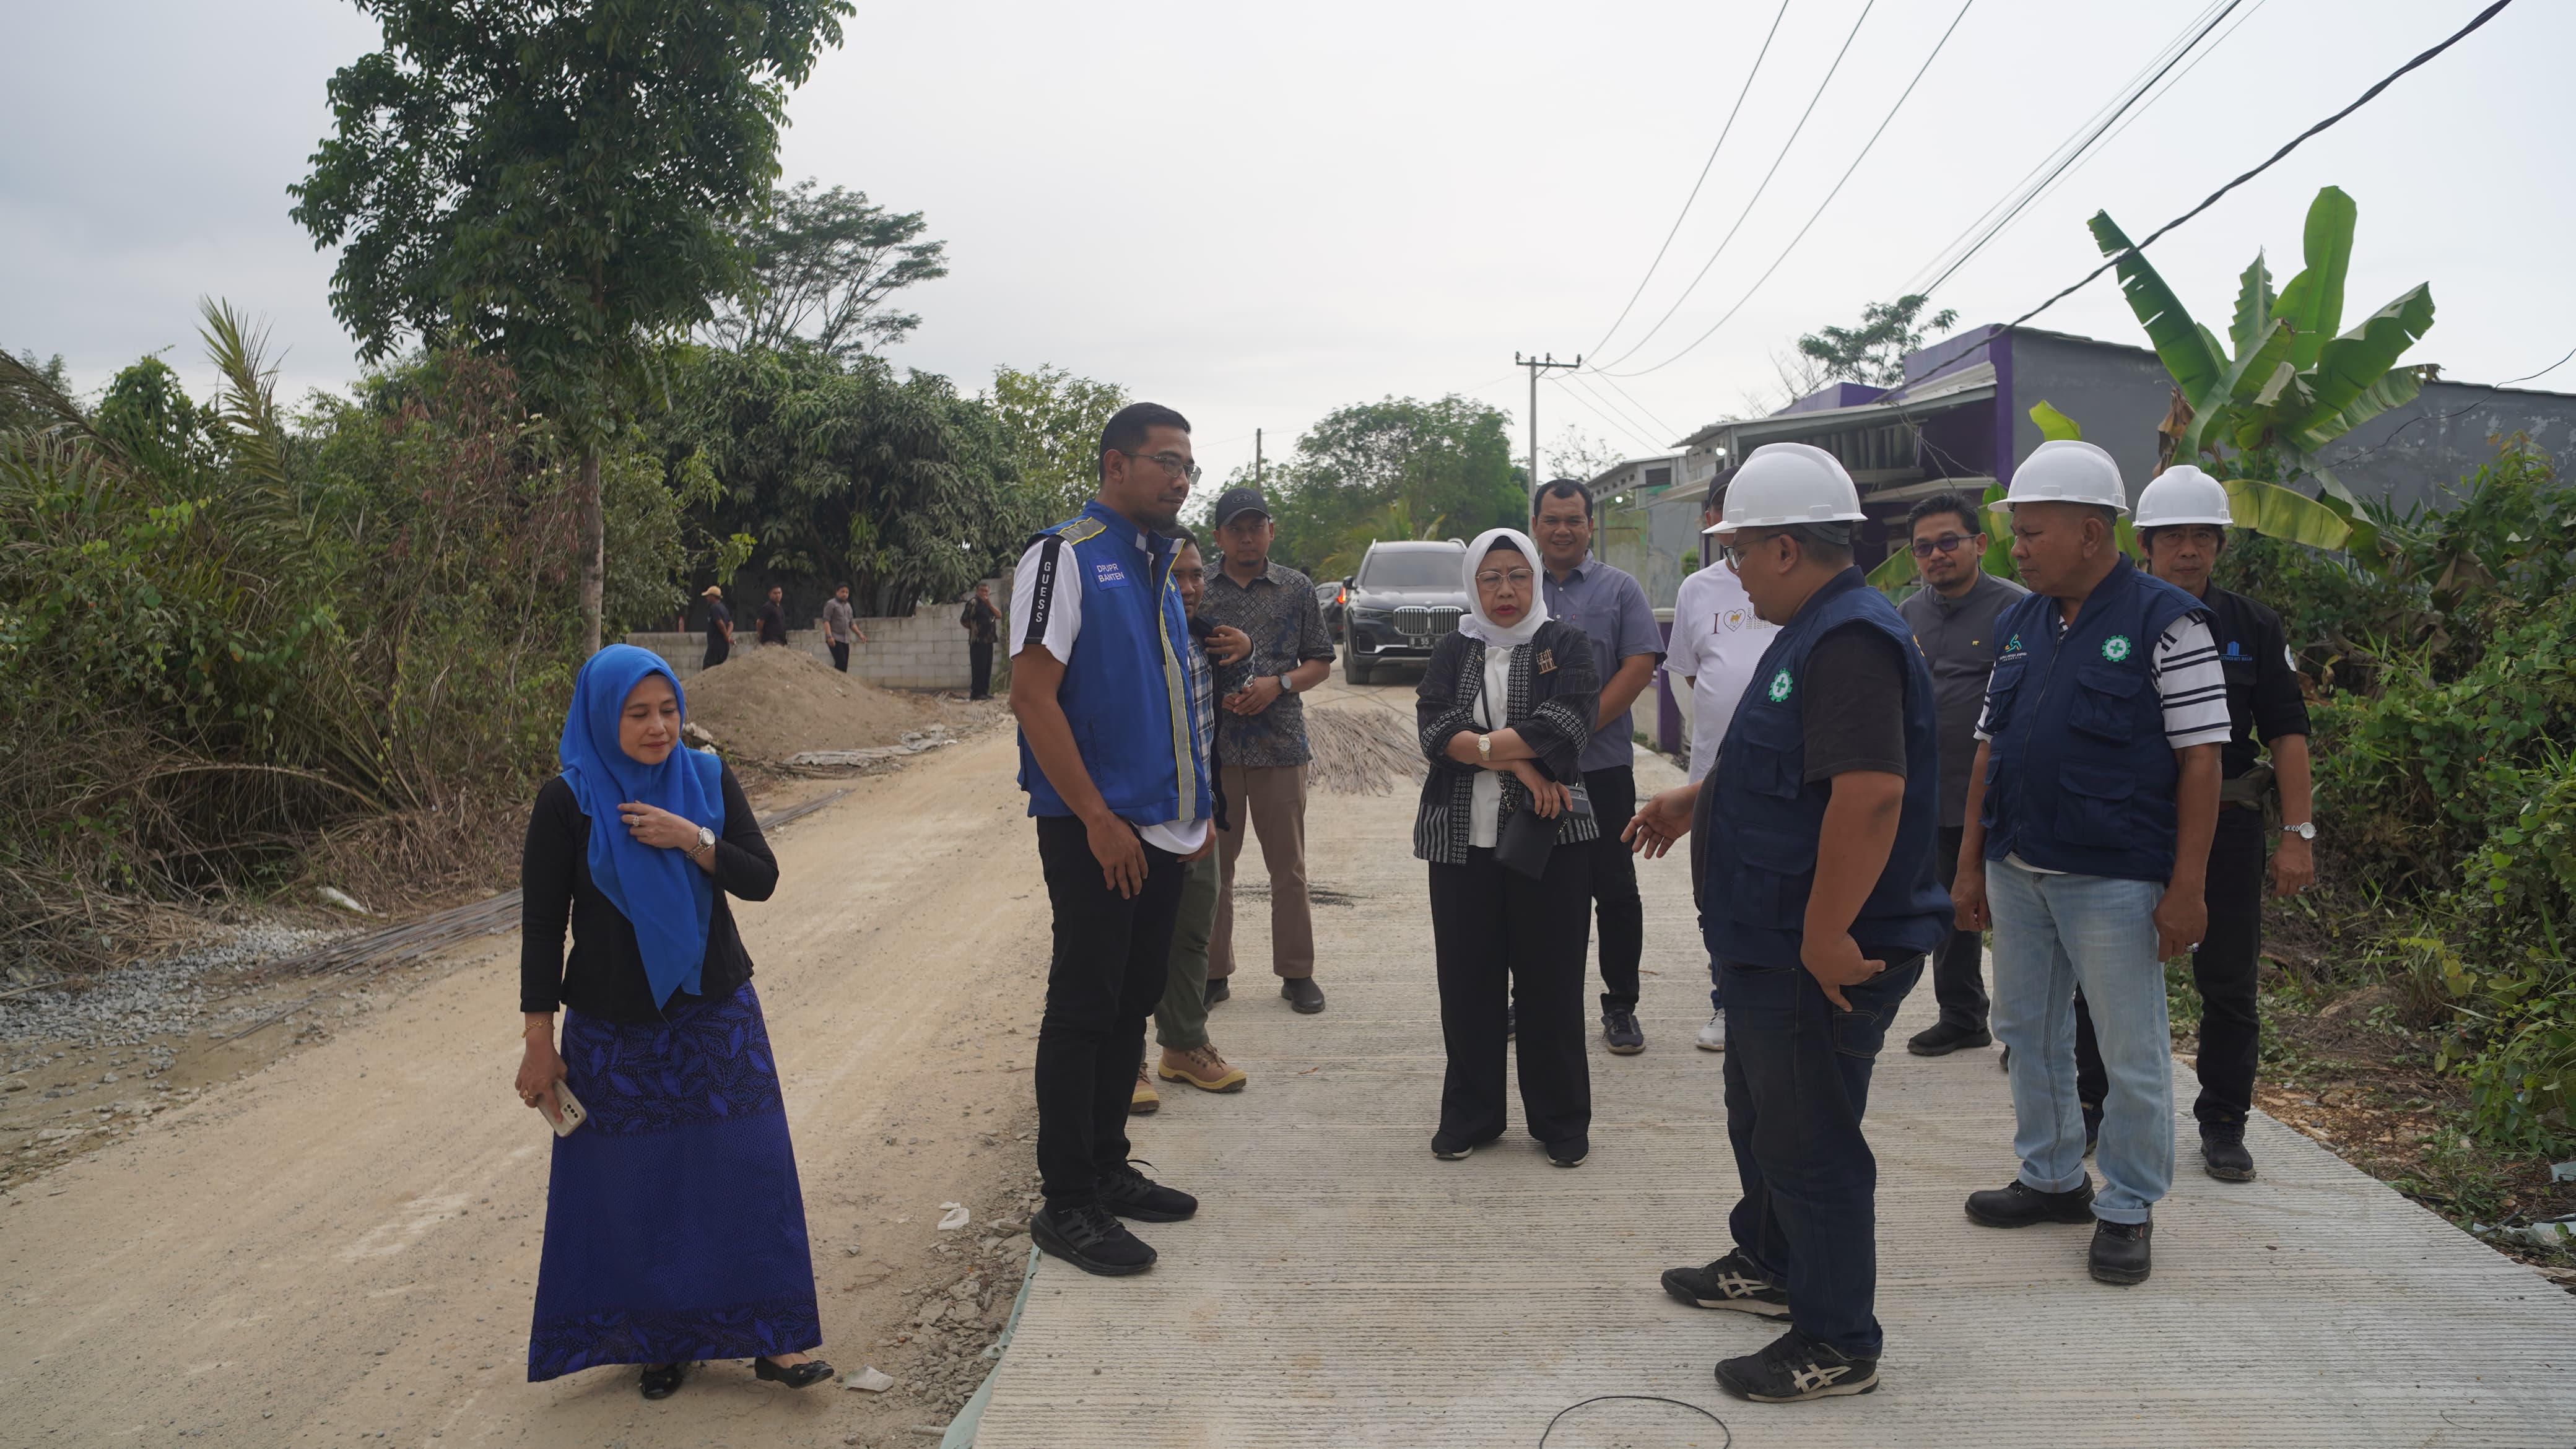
[969,639,994,699]
[702,637,729,669]
[1428,842,1594,1148]
[1582,765,1645,1011]
[829,641,850,672]
[1929,825,1990,1029]
[1033,815,1184,1208]
[2075,810,2265,1129]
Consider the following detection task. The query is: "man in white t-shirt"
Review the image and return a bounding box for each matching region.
[1664,471,1777,1051]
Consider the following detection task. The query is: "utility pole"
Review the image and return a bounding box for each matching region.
[1515,351,1580,506]
[1254,428,1263,489]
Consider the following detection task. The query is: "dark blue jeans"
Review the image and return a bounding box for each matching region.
[1720,951,1923,1360]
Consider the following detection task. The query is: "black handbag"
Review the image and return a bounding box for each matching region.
[1495,781,1591,881]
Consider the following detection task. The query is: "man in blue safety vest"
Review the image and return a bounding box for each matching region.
[1009,401,1215,1278]
[1626,443,1949,1404]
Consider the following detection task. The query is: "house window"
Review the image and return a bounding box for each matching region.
[1643,466,1672,489]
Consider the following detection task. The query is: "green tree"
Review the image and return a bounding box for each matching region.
[707,178,948,360]
[986,364,1129,528]
[1796,294,1957,388]
[0,351,74,437]
[289,0,852,655]
[1266,396,1524,575]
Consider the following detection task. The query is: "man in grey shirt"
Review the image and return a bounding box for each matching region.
[822,583,866,672]
[1894,491,2025,1056]
[1533,479,1666,1054]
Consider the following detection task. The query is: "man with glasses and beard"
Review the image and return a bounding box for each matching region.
[1895,494,2025,1060]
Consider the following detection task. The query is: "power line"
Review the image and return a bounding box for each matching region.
[1574,369,1679,440]
[2003,0,2519,331]
[2014,0,2274,225]
[1916,0,2248,303]
[1597,0,1978,379]
[1591,0,1880,372]
[1583,0,1795,360]
[1551,375,1668,456]
[2320,341,2576,469]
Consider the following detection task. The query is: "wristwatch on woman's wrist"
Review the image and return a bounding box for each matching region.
[692,825,716,859]
[1476,733,1492,764]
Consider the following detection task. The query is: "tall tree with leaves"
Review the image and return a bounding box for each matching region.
[986,365,1130,528]
[707,179,948,360]
[1265,396,1524,575]
[289,0,852,654]
[1796,294,1958,388]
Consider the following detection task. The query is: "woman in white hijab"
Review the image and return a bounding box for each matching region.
[1409,528,1604,1167]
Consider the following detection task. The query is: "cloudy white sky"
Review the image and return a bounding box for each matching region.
[5,0,2568,487]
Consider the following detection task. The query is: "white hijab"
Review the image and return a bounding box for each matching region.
[1456,527,1551,648]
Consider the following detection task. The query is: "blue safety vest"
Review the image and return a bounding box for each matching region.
[1978,554,2208,881]
[1700,568,1951,969]
[1016,502,1212,829]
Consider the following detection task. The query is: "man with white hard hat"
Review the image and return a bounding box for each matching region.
[2067,464,2313,1185]
[1952,440,2226,1288]
[1624,442,1949,1403]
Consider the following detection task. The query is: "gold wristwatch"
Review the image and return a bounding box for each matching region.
[1477,733,1492,764]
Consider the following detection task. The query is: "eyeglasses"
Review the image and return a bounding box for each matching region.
[1119,449,1203,484]
[1473,568,1536,588]
[1717,539,1764,571]
[1909,533,1977,559]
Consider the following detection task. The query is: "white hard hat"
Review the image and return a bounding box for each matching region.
[1719,443,1865,530]
[1993,439,2128,516]
[2133,464,2234,528]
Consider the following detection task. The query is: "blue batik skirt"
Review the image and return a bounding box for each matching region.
[528,981,822,1381]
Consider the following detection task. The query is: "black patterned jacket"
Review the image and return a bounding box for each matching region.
[1411,620,1600,864]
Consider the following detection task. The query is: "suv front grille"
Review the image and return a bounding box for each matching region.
[1395,606,1463,641]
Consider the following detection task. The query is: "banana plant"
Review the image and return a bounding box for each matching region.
[2032,398,2357,550]
[2089,185,2434,499]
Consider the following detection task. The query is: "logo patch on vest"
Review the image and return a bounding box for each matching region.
[1767,668,1793,703]
[2100,633,2134,662]
[1536,648,1556,674]
[1091,559,1130,590]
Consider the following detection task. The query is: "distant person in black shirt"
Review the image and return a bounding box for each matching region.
[960,582,1001,699]
[515,645,832,1399]
[700,585,734,669]
[757,585,791,646]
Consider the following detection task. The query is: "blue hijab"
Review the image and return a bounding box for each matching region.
[559,645,726,1009]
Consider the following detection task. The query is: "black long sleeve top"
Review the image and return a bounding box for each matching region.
[518,760,777,1023]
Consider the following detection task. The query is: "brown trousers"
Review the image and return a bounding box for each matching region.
[1209,762,1316,980]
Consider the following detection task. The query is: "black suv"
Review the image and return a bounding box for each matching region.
[1339,539,1469,684]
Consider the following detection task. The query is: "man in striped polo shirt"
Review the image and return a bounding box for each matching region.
[1949,441,2224,1289]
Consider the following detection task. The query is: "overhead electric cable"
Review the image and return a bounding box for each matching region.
[1571,370,1679,442]
[1590,0,1880,372]
[1583,0,1795,359]
[2001,0,2518,330]
[2016,0,2275,223]
[1597,0,1978,378]
[1549,375,1668,455]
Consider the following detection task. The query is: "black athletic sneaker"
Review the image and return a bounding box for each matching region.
[1603,1006,1645,1055]
[2201,1126,2257,1181]
[1660,1250,1790,1318]
[1965,1177,2096,1227]
[1205,977,1230,1006]
[1713,1329,1878,1403]
[2089,1218,2152,1285]
[1096,1162,1198,1222]
[1030,1203,1157,1276]
[1281,978,1326,1014]
[1546,1136,1590,1168]
[1905,1020,1993,1056]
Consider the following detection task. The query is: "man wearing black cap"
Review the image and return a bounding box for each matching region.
[1198,486,1338,1015]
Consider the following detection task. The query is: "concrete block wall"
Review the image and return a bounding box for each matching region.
[628,577,1009,692]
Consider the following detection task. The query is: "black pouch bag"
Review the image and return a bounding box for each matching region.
[1495,782,1592,881]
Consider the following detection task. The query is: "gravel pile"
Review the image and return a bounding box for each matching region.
[0,923,354,1048]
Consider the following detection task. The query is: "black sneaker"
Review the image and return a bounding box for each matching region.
[1097,1161,1198,1223]
[1906,1020,1993,1056]
[1546,1137,1590,1168]
[1965,1177,2096,1227]
[1205,977,1230,1006]
[1431,1134,1476,1160]
[1603,1006,1645,1055]
[1660,1250,1790,1318]
[2082,1102,2102,1157]
[1713,1329,1879,1403]
[1030,1203,1157,1276]
[1281,978,1326,1014]
[2201,1126,2257,1182]
[2089,1218,2152,1285]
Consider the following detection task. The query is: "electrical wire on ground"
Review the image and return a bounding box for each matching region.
[1536,1395,1731,1448]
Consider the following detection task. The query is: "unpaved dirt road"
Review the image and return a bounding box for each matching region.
[0,728,1063,1449]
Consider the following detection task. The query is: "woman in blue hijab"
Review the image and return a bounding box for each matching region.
[515,644,832,1399]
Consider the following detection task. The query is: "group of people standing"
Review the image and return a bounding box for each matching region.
[695,578,1006,699]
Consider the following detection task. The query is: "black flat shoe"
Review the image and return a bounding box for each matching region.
[753,1356,834,1389]
[1205,977,1230,1005]
[639,1363,686,1399]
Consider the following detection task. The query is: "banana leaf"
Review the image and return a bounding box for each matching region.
[2029,399,2082,441]
[1866,546,1918,594]
[2276,186,2357,372]
[2308,472,2385,572]
[2178,318,2295,459]
[1980,482,2015,580]
[2229,253,2274,357]
[2297,365,2426,453]
[2221,476,2351,549]
[2290,284,2435,443]
[2089,211,2223,403]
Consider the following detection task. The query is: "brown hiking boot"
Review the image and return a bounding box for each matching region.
[1158,1044,1248,1093]
[1131,1060,1159,1114]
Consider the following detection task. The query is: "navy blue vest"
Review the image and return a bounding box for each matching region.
[1016,502,1212,829]
[1979,555,2208,881]
[1701,568,1951,969]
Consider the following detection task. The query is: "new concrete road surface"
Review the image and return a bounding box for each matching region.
[974,682,2576,1449]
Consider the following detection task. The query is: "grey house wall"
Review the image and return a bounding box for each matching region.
[2316,381,2576,515]
[2000,329,2175,505]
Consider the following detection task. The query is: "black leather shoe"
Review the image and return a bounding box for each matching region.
[1205,977,1230,1005]
[1906,1020,1993,1056]
[639,1363,686,1399]
[2089,1219,2152,1284]
[2202,1127,2258,1181]
[1031,1203,1157,1276]
[1097,1161,1198,1222]
[1965,1177,2096,1227]
[1281,978,1326,1014]
[752,1356,833,1389]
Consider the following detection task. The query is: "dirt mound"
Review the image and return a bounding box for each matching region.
[682,646,944,762]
